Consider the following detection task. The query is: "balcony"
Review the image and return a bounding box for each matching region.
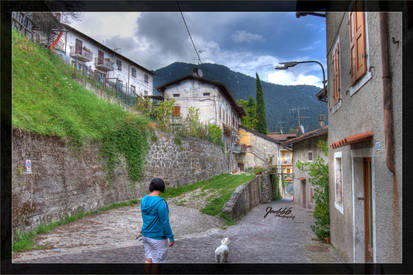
[95,57,114,71]
[232,144,247,154]
[281,160,292,165]
[70,46,93,62]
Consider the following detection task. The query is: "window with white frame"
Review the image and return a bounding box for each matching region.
[334,151,344,213]
[132,67,136,77]
[144,74,149,83]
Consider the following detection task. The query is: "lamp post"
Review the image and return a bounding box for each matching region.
[275,60,328,103]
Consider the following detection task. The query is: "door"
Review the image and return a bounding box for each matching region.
[75,39,82,54]
[98,50,104,64]
[302,180,306,208]
[363,157,373,262]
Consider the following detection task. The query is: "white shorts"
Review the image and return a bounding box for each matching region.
[142,236,169,263]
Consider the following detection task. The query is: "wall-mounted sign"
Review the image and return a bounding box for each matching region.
[25,159,32,174]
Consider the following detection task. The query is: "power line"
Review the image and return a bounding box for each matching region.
[176,1,202,65]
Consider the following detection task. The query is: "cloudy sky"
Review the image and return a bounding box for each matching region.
[69,12,326,87]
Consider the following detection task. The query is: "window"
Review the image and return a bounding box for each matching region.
[173,93,180,97]
[144,74,149,83]
[132,68,136,77]
[116,60,122,71]
[144,90,148,96]
[287,168,291,174]
[286,153,291,162]
[334,151,344,213]
[173,106,180,117]
[130,85,136,95]
[332,40,341,105]
[219,106,221,120]
[349,11,367,85]
[98,50,104,64]
[308,151,313,161]
[203,92,210,96]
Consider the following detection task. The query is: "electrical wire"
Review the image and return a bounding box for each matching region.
[176,1,202,65]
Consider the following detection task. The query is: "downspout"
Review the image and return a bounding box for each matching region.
[379,12,400,262]
[49,31,63,53]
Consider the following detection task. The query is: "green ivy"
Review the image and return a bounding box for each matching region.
[296,140,330,240]
[99,114,150,182]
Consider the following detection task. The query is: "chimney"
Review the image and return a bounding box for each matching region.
[193,67,203,77]
[319,114,326,128]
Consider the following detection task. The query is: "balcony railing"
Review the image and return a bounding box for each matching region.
[95,57,114,71]
[70,46,93,62]
[232,144,247,154]
[281,160,292,165]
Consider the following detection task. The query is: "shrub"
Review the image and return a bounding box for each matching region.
[296,140,329,241]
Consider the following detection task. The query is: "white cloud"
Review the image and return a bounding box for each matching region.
[267,70,322,87]
[231,30,264,43]
[70,12,141,40]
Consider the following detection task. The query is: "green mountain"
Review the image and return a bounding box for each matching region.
[153,62,328,133]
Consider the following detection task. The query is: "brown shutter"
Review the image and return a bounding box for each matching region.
[75,39,82,54]
[173,106,180,117]
[333,44,340,105]
[350,12,367,85]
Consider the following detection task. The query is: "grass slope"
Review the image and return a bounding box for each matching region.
[161,173,255,221]
[12,29,147,146]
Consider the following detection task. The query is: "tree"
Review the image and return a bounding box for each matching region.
[237,96,257,129]
[255,73,268,134]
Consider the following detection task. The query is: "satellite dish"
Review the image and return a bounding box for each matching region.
[198,68,203,77]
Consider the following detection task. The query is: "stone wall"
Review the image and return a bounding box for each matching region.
[222,173,273,221]
[12,128,227,232]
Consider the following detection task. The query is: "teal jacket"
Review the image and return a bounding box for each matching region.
[140,195,174,242]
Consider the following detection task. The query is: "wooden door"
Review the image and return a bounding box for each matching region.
[75,39,82,54]
[98,50,104,64]
[363,157,373,262]
[302,181,306,208]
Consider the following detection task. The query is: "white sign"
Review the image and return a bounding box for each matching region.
[25,159,32,174]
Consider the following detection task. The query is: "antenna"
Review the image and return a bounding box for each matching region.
[289,106,310,127]
[278,120,286,134]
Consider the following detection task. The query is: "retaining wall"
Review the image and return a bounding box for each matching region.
[222,172,273,221]
[12,128,227,232]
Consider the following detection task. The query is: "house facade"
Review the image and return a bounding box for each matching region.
[156,69,246,171]
[325,10,402,263]
[34,20,153,97]
[285,125,328,209]
[238,126,282,171]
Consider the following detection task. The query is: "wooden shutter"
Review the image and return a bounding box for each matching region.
[333,43,340,105]
[75,39,82,54]
[98,50,104,64]
[173,106,180,117]
[350,11,367,85]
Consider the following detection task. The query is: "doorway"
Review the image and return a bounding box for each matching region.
[363,157,373,262]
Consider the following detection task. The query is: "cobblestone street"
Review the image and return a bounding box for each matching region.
[13,199,342,263]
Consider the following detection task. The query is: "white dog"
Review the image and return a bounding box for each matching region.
[215,237,230,263]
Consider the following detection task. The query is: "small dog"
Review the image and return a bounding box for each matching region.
[215,237,230,263]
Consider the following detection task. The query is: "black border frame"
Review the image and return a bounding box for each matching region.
[1,1,412,274]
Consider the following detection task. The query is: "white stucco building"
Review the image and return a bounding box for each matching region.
[156,69,246,171]
[34,21,153,97]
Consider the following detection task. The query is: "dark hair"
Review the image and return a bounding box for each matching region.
[149,178,165,193]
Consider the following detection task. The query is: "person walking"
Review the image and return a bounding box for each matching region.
[140,178,174,270]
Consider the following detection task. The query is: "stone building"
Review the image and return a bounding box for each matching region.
[33,15,153,97]
[237,126,283,171]
[324,10,402,263]
[284,122,328,209]
[156,68,246,171]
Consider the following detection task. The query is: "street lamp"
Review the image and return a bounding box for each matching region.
[275,60,328,103]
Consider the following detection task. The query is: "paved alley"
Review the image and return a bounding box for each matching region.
[13,199,342,263]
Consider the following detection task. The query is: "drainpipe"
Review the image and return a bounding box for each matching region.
[49,31,63,53]
[379,12,400,262]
